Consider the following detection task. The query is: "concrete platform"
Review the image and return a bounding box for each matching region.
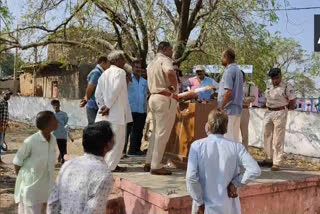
[111,157,320,214]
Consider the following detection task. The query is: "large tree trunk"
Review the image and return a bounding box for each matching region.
[173,0,191,60]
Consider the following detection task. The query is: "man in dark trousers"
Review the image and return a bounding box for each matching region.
[124,60,148,156]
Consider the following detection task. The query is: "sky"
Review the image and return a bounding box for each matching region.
[267,0,320,53]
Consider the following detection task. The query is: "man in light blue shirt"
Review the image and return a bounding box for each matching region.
[186,110,261,214]
[51,99,69,164]
[80,56,110,125]
[125,60,148,156]
[218,49,243,142]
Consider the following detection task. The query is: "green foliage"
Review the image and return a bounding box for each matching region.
[0,0,10,20]
[307,53,320,77]
[0,52,25,77]
[0,52,14,76]
[286,72,317,98]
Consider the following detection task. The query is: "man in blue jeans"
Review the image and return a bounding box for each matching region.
[0,90,12,164]
[80,56,110,125]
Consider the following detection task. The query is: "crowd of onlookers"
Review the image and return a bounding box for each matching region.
[0,40,296,214]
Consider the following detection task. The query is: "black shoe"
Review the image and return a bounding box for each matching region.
[258,160,273,167]
[112,166,127,172]
[128,151,145,156]
[121,154,129,159]
[143,163,151,172]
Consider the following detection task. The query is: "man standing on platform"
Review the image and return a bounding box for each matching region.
[95,50,132,172]
[80,56,110,125]
[186,110,260,214]
[144,41,178,175]
[261,68,296,171]
[240,71,256,149]
[218,49,243,142]
[124,60,148,156]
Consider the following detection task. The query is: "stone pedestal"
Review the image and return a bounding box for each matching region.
[164,102,217,168]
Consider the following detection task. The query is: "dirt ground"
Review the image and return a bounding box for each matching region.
[0,121,320,213]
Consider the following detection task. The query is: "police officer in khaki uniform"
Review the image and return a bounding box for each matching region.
[240,71,256,149]
[144,41,178,175]
[261,68,296,171]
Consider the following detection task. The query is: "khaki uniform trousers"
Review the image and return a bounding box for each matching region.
[263,109,288,166]
[146,94,177,170]
[240,108,250,148]
[224,115,241,143]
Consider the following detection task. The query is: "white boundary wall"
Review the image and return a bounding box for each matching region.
[8,96,87,127]
[249,108,320,158]
[8,96,320,158]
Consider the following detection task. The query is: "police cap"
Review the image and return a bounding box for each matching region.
[268,68,281,78]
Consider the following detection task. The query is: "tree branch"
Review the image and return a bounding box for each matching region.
[0,37,116,54]
[157,0,176,26]
[126,1,142,55]
[110,19,123,50]
[94,0,132,28]
[177,0,191,43]
[187,0,203,31]
[128,0,148,57]
[3,0,87,36]
[174,0,182,15]
[210,0,220,10]
[175,47,203,64]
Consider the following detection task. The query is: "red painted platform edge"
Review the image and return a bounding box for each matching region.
[113,175,320,210]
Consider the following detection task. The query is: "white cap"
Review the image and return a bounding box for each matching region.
[195,65,206,71]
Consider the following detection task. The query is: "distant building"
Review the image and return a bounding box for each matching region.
[19,61,94,99]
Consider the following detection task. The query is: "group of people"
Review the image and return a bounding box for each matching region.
[0,40,297,214]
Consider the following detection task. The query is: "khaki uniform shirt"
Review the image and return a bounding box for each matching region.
[243,82,256,107]
[265,81,295,108]
[147,53,176,94]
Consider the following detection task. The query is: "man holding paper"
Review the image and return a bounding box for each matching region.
[184,65,218,100]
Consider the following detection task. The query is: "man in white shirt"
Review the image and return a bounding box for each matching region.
[95,50,133,172]
[47,121,115,214]
[186,110,261,214]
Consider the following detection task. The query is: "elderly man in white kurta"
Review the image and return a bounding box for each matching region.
[95,50,132,172]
